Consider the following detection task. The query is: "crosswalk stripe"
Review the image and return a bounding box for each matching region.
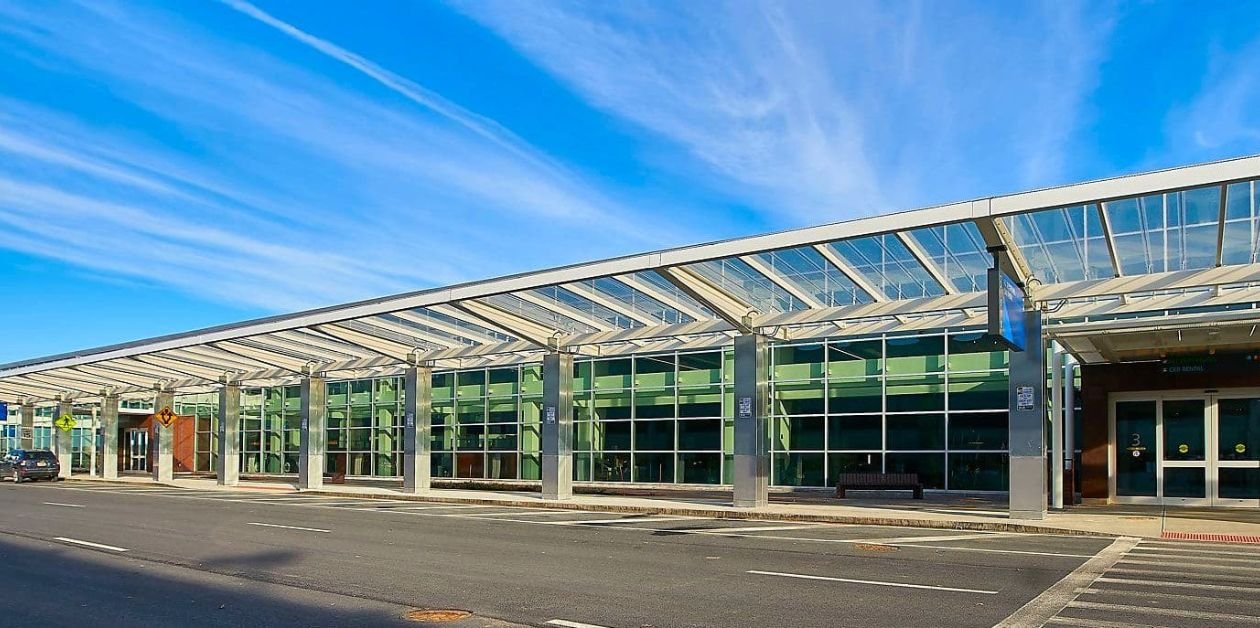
[1119,558,1260,573]
[1097,576,1260,594]
[1128,552,1260,565]
[1108,567,1260,585]
[1078,586,1260,607]
[1046,617,1177,628]
[1067,600,1260,623]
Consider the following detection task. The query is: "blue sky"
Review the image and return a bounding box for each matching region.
[1,0,1259,363]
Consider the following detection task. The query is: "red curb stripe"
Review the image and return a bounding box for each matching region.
[1161,531,1260,544]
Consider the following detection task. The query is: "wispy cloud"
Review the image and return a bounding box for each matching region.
[0,1,681,313]
[451,0,1114,222]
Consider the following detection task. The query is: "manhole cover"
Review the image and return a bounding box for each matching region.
[854,543,899,552]
[405,609,472,622]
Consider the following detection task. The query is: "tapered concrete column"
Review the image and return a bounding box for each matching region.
[100,393,120,480]
[1008,309,1046,520]
[1064,358,1077,506]
[298,375,326,490]
[733,334,770,508]
[55,398,73,479]
[403,364,432,493]
[542,352,574,500]
[1051,346,1064,509]
[152,389,175,483]
[216,382,241,486]
[19,401,34,450]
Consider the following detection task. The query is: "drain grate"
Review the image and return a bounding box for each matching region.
[1161,531,1260,544]
[404,609,473,622]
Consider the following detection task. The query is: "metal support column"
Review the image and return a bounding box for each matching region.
[19,400,34,450]
[733,334,769,508]
[100,393,119,480]
[298,374,327,490]
[1064,357,1077,506]
[1050,346,1064,509]
[542,352,574,500]
[55,398,73,479]
[152,388,175,483]
[89,407,98,477]
[403,364,433,493]
[1008,309,1046,520]
[217,382,241,486]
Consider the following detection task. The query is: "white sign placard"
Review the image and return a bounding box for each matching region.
[545,406,557,424]
[737,396,753,419]
[1016,385,1035,411]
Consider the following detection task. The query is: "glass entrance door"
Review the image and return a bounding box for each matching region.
[1113,392,1260,507]
[124,428,148,472]
[1215,396,1260,506]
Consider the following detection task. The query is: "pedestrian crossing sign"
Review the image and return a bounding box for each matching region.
[55,413,77,432]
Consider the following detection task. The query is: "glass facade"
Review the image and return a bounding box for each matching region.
[431,365,540,481]
[176,392,220,473]
[327,377,404,477]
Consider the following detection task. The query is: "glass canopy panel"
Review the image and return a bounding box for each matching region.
[748,246,871,307]
[481,294,600,334]
[685,257,805,313]
[825,234,945,300]
[1004,204,1111,284]
[905,222,991,293]
[1104,185,1221,276]
[234,338,337,362]
[374,313,476,347]
[1222,180,1260,266]
[342,319,446,351]
[404,308,516,343]
[568,277,695,326]
[525,286,641,330]
[631,271,717,319]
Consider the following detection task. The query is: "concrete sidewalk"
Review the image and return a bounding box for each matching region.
[64,475,1260,540]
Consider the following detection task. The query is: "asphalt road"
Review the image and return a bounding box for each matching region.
[0,480,1158,627]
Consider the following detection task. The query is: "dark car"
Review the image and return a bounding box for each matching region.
[1,449,61,482]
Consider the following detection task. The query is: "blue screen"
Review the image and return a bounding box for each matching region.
[989,267,1026,351]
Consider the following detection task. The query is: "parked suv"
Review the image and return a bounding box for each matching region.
[1,449,61,482]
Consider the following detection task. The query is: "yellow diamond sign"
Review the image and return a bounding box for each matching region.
[155,406,177,428]
[55,413,77,432]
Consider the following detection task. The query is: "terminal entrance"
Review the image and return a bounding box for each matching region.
[124,428,148,472]
[1112,390,1260,507]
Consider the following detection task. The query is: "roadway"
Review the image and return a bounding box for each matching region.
[0,480,1248,627]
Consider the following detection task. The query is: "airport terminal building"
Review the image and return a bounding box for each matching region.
[4,156,1260,517]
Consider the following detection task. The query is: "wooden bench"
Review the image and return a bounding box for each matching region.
[835,472,924,499]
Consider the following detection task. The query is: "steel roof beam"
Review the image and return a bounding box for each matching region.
[272,329,380,359]
[562,282,662,326]
[656,266,756,334]
[171,346,275,373]
[1216,184,1229,268]
[448,300,561,349]
[738,255,827,308]
[119,356,214,381]
[973,216,1034,289]
[20,373,100,396]
[353,316,463,350]
[210,341,311,373]
[134,353,240,380]
[312,323,417,363]
[609,274,711,322]
[69,365,152,388]
[811,244,889,303]
[514,291,617,333]
[391,309,509,345]
[425,304,521,340]
[1096,203,1123,278]
[894,232,958,295]
[239,335,357,363]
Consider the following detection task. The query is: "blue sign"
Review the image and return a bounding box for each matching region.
[988,266,1027,351]
[0,402,7,422]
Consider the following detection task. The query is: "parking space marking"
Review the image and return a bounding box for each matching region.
[696,524,823,534]
[747,570,999,594]
[847,532,1009,545]
[542,516,697,526]
[56,537,128,552]
[246,522,331,533]
[42,502,86,508]
[546,620,612,628]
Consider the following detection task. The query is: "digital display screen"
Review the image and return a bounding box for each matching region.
[988,266,1027,352]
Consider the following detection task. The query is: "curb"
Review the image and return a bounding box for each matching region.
[306,489,1113,537]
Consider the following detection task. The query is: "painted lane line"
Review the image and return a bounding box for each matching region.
[697,525,825,534]
[245,522,331,533]
[1097,576,1260,594]
[846,532,1010,545]
[541,516,696,526]
[747,570,997,594]
[42,502,86,508]
[1067,600,1260,623]
[546,620,612,628]
[55,537,128,552]
[992,536,1140,628]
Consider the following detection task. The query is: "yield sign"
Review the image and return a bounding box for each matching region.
[155,406,177,428]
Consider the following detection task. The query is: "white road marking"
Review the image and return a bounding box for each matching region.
[55,537,128,552]
[1121,558,1260,573]
[42,502,86,508]
[747,570,998,594]
[1131,545,1260,557]
[1130,552,1260,565]
[546,620,612,628]
[698,524,823,534]
[1108,567,1260,584]
[992,536,1140,628]
[1078,586,1260,606]
[847,532,1008,544]
[1067,600,1260,623]
[1045,617,1177,628]
[543,516,696,526]
[245,522,331,533]
[1097,576,1260,594]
